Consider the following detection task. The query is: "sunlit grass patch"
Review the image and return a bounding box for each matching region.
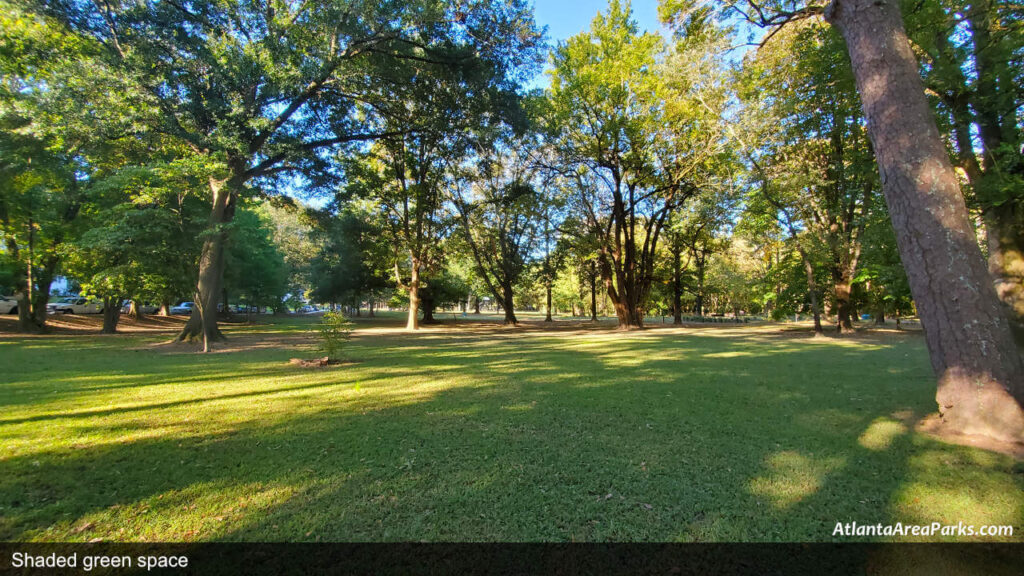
[0,317,1020,542]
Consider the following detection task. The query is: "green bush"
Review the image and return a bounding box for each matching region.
[316,311,354,362]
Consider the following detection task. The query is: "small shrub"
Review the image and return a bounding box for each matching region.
[316,311,354,363]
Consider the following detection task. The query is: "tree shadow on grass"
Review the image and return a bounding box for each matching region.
[0,327,1019,561]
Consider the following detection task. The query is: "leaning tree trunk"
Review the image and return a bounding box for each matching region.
[827,0,1024,442]
[177,174,238,349]
[101,297,121,334]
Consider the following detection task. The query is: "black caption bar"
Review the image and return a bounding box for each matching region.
[1,543,1022,575]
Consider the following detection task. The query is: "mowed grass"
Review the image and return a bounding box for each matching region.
[0,314,1021,542]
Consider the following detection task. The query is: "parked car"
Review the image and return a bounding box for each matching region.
[0,295,18,314]
[47,297,103,314]
[295,305,319,314]
[121,302,160,314]
[170,301,195,315]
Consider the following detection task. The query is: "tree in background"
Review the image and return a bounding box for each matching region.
[454,143,544,325]
[38,0,542,347]
[723,0,1024,441]
[904,0,1023,326]
[547,1,728,328]
[739,20,878,334]
[224,204,289,314]
[309,201,391,314]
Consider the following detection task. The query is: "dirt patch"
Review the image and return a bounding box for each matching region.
[0,313,191,335]
[915,413,1024,460]
[288,357,359,369]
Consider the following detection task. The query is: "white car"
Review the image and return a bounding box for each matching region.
[170,301,195,315]
[47,297,103,314]
[0,295,18,315]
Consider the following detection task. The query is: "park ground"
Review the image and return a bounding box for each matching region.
[0,313,1021,543]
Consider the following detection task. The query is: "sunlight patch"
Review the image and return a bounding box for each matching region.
[857,418,907,451]
[748,451,844,510]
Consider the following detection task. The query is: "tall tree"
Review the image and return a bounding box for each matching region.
[454,144,544,325]
[547,0,727,328]
[740,20,877,333]
[724,0,1024,441]
[38,0,541,348]
[905,0,1024,326]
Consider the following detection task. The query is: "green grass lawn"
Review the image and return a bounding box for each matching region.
[0,315,1021,542]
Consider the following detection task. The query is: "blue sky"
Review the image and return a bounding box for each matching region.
[533,0,663,44]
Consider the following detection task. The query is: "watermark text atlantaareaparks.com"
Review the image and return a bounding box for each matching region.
[833,521,1014,537]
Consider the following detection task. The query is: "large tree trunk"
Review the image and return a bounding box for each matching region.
[501,283,518,325]
[406,262,421,330]
[602,264,644,330]
[101,297,121,334]
[420,293,436,324]
[177,174,238,349]
[827,0,1024,442]
[23,256,57,331]
[833,274,854,333]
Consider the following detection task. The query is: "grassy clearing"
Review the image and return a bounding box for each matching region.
[0,315,1021,542]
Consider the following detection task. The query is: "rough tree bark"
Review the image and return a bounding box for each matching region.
[406,259,421,330]
[832,273,854,333]
[177,172,239,349]
[101,297,121,334]
[827,0,1024,442]
[502,283,518,325]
